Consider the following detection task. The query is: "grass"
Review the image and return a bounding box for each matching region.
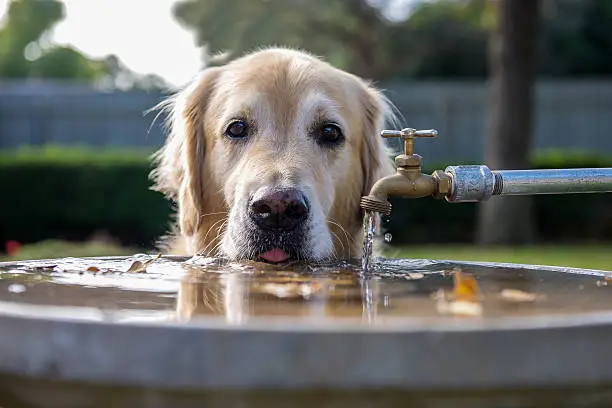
[2,240,610,272]
[384,244,612,271]
[0,145,155,166]
[0,239,138,262]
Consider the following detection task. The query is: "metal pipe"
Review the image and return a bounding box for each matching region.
[495,168,612,195]
[445,166,612,203]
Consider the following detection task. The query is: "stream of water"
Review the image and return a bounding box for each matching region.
[361,211,375,272]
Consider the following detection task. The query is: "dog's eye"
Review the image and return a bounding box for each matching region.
[319,123,344,146]
[225,120,248,139]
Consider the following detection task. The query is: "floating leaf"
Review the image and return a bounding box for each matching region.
[255,281,322,299]
[126,261,146,273]
[436,299,483,317]
[86,266,100,273]
[435,269,483,317]
[126,253,162,273]
[452,268,480,302]
[257,282,301,299]
[500,288,540,303]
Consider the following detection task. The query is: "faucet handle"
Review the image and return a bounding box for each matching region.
[381,128,438,156]
[381,128,438,139]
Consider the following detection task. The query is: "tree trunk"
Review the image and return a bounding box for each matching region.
[477,0,540,245]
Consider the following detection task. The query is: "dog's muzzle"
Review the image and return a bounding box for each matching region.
[247,187,309,263]
[248,188,309,231]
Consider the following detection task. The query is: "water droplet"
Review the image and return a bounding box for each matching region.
[384,233,393,243]
[8,283,26,294]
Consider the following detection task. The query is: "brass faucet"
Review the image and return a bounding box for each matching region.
[360,127,452,215]
[361,127,612,216]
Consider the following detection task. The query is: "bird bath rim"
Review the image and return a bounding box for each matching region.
[2,255,612,392]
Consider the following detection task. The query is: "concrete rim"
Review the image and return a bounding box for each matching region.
[2,256,612,391]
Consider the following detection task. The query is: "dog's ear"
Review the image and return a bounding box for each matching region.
[150,67,221,236]
[359,83,395,198]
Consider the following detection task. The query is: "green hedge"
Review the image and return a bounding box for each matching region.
[388,150,612,244]
[0,147,173,247]
[1,147,611,247]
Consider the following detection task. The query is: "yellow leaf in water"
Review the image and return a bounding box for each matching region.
[86,266,100,273]
[452,268,480,302]
[435,269,483,317]
[126,253,162,273]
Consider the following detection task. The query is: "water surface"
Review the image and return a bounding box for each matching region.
[1,255,611,325]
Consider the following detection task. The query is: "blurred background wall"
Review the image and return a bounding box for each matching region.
[1,0,611,262]
[2,81,612,162]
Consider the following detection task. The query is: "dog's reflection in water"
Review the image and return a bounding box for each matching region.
[175,267,382,324]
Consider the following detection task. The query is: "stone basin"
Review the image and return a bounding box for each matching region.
[1,255,612,408]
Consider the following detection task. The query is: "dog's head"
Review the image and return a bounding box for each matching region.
[152,48,395,262]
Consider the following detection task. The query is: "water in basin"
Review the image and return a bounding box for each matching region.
[0,254,610,325]
[2,255,612,408]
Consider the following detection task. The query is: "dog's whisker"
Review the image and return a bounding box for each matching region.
[330,231,346,255]
[193,218,226,256]
[330,226,351,253]
[200,228,227,256]
[201,218,227,243]
[216,220,228,235]
[327,218,353,259]
[328,244,337,262]
[209,222,229,258]
[201,241,224,259]
[199,237,221,257]
[199,211,228,220]
[328,218,355,243]
[208,241,225,259]
[198,217,229,256]
[328,223,353,248]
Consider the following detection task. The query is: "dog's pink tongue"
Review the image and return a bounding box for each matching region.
[259,248,290,263]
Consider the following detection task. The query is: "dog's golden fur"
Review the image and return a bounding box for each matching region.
[150,47,395,261]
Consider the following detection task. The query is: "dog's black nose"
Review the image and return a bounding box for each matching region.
[249,188,308,231]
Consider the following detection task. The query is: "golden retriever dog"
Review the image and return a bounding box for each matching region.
[151,47,396,263]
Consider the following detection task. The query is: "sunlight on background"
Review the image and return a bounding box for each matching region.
[0,0,424,86]
[0,0,202,86]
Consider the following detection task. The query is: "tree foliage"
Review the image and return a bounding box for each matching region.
[0,0,167,90]
[173,0,612,81]
[172,0,489,80]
